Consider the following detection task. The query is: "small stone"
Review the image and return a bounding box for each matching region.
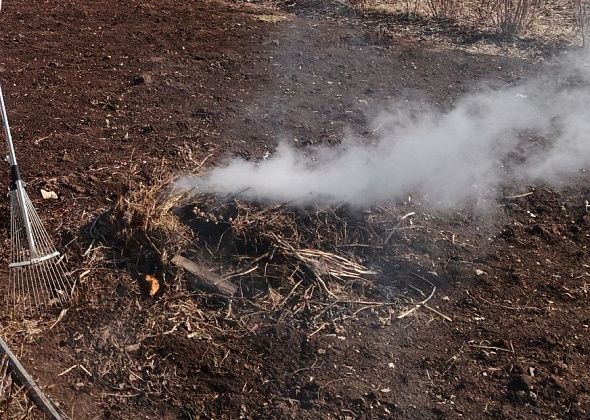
[40,189,58,199]
[130,73,152,86]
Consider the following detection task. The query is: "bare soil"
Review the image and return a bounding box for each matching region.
[0,0,589,419]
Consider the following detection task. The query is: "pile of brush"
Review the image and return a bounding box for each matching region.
[70,174,439,401]
[186,195,379,299]
[104,177,409,309]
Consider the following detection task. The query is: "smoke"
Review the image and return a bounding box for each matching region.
[177,50,590,208]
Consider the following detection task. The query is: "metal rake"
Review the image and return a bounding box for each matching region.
[1,84,75,311]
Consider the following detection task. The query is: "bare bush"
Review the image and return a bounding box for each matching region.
[350,0,370,8]
[401,0,422,16]
[426,0,461,19]
[479,0,544,37]
[571,0,590,45]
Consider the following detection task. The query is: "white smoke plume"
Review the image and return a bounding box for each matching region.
[177,50,590,208]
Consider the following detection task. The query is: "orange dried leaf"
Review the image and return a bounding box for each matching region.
[144,274,160,296]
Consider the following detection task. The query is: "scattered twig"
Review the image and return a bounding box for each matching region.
[58,365,77,377]
[172,255,238,297]
[309,323,330,337]
[293,357,319,374]
[504,191,534,199]
[383,212,416,244]
[442,343,466,376]
[423,304,452,322]
[100,392,141,399]
[397,283,436,319]
[49,309,68,330]
[469,344,514,353]
[467,290,541,311]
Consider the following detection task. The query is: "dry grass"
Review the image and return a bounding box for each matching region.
[0,279,58,418]
[112,173,193,262]
[426,0,461,19]
[0,366,38,420]
[190,197,378,299]
[355,0,581,42]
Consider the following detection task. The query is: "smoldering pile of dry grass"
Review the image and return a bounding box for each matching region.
[188,195,380,300]
[61,178,397,407]
[95,141,403,312]
[103,172,407,316]
[54,175,439,412]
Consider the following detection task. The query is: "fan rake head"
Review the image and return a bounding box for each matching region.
[7,188,75,313]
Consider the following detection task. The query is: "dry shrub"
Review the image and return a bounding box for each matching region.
[351,0,461,19]
[477,0,544,36]
[426,0,461,19]
[360,0,562,38]
[352,0,459,19]
[571,0,590,44]
[402,0,422,15]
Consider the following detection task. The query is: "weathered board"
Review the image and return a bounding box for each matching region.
[171,254,238,297]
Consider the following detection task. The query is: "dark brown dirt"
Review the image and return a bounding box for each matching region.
[0,0,588,419]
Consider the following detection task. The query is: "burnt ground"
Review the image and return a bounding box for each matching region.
[0,0,588,419]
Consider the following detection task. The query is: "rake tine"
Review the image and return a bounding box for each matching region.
[1,84,74,314]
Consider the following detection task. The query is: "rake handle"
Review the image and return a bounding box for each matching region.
[0,335,65,420]
[0,84,18,168]
[0,83,38,257]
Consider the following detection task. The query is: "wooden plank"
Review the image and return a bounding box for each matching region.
[171,255,238,297]
[0,335,65,420]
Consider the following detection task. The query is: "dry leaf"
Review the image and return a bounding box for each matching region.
[144,274,160,296]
